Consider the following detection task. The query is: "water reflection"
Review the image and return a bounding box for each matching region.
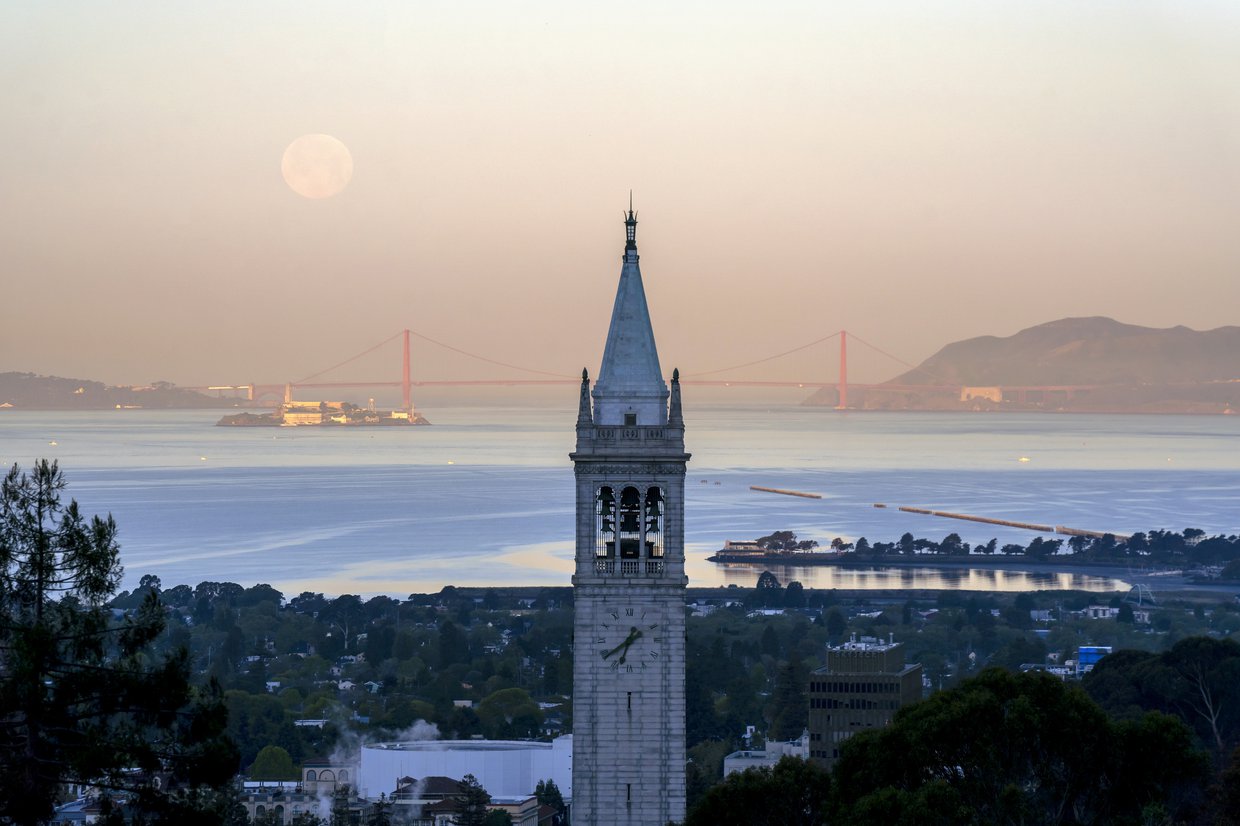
[710,563,1129,593]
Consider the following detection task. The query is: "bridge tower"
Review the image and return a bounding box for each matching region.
[837,329,848,409]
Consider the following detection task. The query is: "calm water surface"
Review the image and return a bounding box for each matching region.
[2,405,1237,596]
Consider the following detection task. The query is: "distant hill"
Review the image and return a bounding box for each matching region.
[803,318,1240,413]
[0,372,236,410]
[890,317,1240,387]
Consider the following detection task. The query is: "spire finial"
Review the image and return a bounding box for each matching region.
[668,367,683,427]
[624,193,638,253]
[578,368,593,425]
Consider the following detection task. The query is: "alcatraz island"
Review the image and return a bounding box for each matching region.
[217,396,430,427]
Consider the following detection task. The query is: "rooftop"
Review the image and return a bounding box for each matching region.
[365,738,557,753]
[831,633,901,653]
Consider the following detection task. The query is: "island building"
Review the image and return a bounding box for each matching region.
[807,634,923,770]
[570,202,690,825]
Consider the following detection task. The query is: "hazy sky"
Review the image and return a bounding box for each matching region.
[3,1,1238,387]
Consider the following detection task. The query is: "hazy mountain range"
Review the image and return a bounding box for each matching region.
[892,317,1240,387]
[0,373,233,410]
[806,317,1240,413]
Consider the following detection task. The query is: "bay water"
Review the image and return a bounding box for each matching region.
[2,404,1237,597]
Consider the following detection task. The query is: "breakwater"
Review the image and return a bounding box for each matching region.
[891,505,1128,540]
[750,486,822,499]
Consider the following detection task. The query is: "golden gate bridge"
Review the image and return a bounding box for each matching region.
[189,329,1093,410]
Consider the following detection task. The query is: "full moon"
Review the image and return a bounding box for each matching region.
[281,134,353,199]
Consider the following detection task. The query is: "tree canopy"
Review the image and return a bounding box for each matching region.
[831,667,1210,825]
[0,461,237,825]
[452,773,493,826]
[685,756,831,826]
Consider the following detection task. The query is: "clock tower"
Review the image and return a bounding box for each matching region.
[571,202,688,825]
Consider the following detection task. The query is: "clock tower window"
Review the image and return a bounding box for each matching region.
[645,486,664,558]
[596,486,616,559]
[618,486,642,559]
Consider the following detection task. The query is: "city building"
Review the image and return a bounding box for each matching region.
[807,635,922,770]
[723,730,810,776]
[570,203,689,825]
[1075,645,1113,676]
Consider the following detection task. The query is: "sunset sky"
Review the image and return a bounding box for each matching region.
[3,1,1238,387]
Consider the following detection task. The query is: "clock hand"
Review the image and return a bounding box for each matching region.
[601,627,643,661]
[617,628,644,664]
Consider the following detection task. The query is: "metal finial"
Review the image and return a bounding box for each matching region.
[582,368,588,382]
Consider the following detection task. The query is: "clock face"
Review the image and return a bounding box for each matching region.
[597,606,662,676]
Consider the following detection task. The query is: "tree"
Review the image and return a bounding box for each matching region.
[684,756,830,826]
[1084,637,1240,756]
[0,461,238,825]
[824,607,846,642]
[753,571,783,607]
[1215,747,1240,826]
[535,778,566,815]
[477,687,542,739]
[767,659,808,741]
[784,581,806,608]
[453,774,492,826]
[249,745,297,780]
[832,668,1210,825]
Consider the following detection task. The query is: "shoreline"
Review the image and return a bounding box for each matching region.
[705,553,1240,595]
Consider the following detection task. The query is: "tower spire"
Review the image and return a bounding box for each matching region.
[593,198,667,426]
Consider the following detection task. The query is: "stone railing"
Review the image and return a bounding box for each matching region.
[593,559,666,577]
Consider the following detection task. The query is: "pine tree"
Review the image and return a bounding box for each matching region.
[452,774,492,826]
[0,461,237,825]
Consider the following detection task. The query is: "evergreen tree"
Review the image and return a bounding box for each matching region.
[0,461,237,825]
[452,774,492,826]
[767,659,809,740]
[535,778,567,822]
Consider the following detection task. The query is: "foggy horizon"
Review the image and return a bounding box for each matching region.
[4,2,1239,389]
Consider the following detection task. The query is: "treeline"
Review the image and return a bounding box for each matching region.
[832,527,1240,570]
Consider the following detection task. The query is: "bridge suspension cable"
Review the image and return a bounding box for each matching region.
[288,327,950,390]
[295,331,404,384]
[406,329,575,379]
[845,332,950,383]
[683,331,842,378]
[294,328,575,385]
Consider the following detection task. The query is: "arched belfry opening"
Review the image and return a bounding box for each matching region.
[645,486,664,559]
